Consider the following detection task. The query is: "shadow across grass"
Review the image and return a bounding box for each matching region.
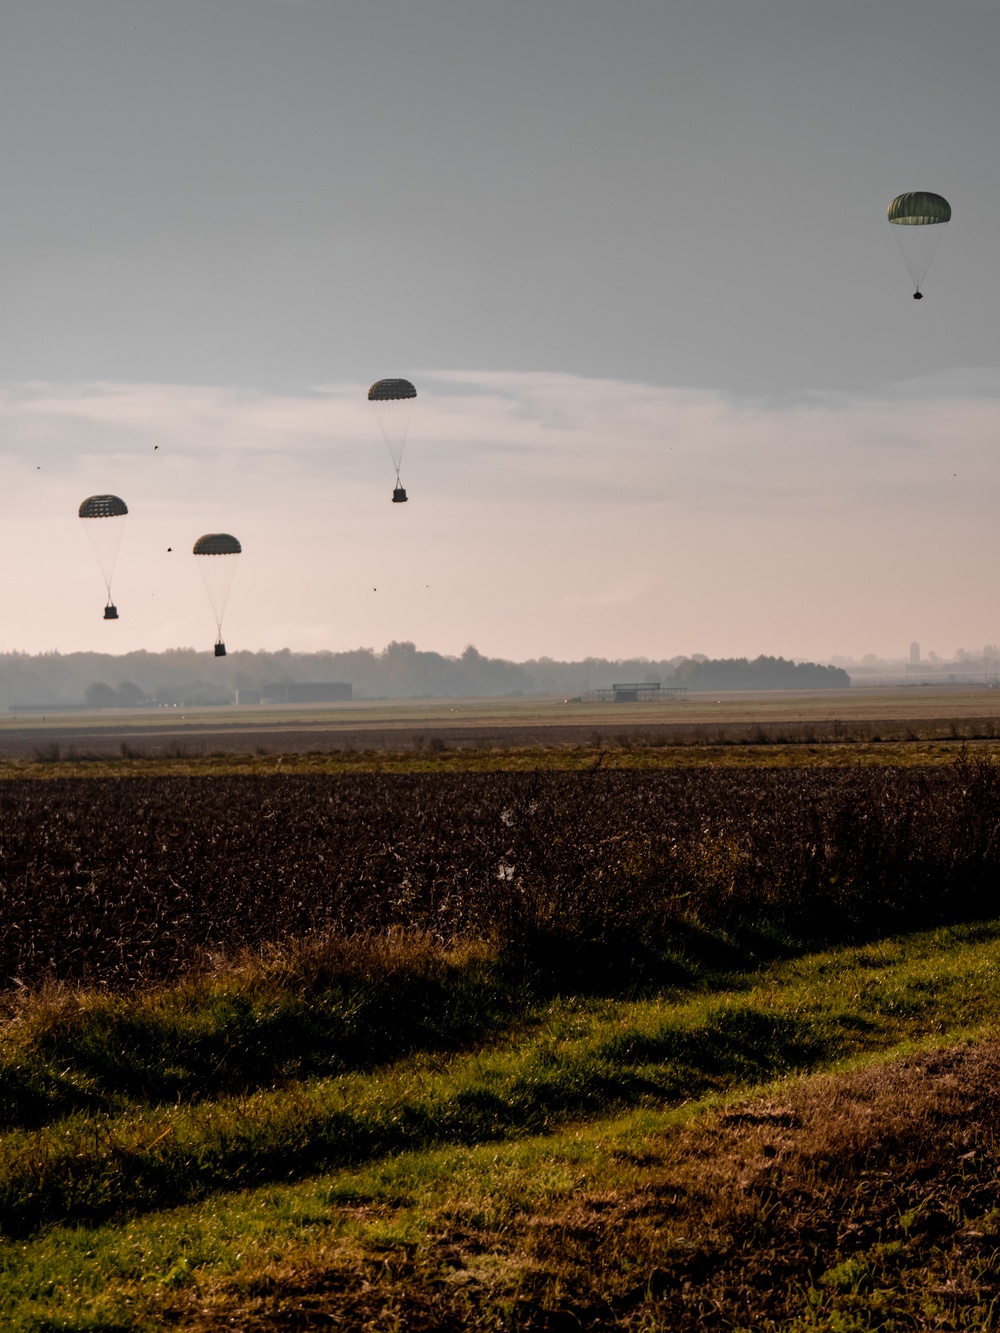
[0,996,837,1238]
[0,924,754,1133]
[5,913,1000,1239]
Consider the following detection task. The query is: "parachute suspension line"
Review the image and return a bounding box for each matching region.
[374,394,415,473]
[78,495,128,618]
[193,534,241,653]
[887,192,951,297]
[368,379,417,500]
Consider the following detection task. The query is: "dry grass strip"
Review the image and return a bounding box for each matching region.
[176,1042,1000,1330]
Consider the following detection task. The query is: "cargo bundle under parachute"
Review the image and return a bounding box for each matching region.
[368,378,416,502]
[193,533,241,656]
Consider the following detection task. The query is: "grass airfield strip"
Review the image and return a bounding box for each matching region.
[4,683,1000,758]
[7,684,1000,731]
[4,683,1000,769]
[5,922,1000,1330]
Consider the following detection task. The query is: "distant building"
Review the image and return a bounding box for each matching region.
[583,683,687,704]
[909,642,920,665]
[260,682,353,704]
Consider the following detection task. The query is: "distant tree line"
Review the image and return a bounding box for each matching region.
[0,644,849,709]
[673,655,850,691]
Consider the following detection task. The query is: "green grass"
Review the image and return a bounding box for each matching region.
[4,922,1000,1328]
[0,937,526,1126]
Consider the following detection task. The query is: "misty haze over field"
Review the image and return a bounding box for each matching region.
[11,640,1000,710]
[0,646,855,710]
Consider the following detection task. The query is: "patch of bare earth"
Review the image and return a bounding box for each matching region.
[177,1043,1000,1330]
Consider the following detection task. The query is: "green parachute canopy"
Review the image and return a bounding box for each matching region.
[78,495,128,611]
[887,192,951,295]
[79,494,128,519]
[368,379,417,401]
[193,534,241,647]
[368,379,417,493]
[887,192,952,225]
[193,533,241,556]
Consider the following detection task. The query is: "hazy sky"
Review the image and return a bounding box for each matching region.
[1,0,998,662]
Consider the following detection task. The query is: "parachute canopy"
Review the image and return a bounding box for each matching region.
[79,494,128,519]
[368,379,417,489]
[193,533,241,646]
[368,379,417,402]
[888,192,951,225]
[79,495,128,610]
[887,192,951,296]
[193,533,241,556]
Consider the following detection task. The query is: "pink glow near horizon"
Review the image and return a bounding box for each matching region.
[0,371,998,664]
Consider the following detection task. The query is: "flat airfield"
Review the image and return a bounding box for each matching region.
[2,683,1000,762]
